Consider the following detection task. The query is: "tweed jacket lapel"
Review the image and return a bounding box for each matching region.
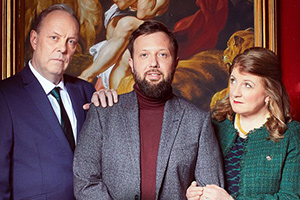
[155,96,184,197]
[22,66,73,156]
[121,91,141,186]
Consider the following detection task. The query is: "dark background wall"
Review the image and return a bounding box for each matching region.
[279,1,300,121]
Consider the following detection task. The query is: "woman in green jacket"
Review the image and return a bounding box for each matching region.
[186,47,300,199]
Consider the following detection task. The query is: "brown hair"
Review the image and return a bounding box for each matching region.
[32,4,80,34]
[127,20,178,60]
[212,47,291,141]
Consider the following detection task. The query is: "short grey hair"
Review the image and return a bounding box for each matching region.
[32,3,80,33]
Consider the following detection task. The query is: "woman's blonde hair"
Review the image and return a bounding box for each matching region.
[212,47,292,141]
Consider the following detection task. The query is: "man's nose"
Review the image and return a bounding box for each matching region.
[57,41,67,53]
[149,55,159,68]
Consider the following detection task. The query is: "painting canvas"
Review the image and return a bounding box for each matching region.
[23,0,254,111]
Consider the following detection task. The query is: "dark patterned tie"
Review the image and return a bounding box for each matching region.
[50,87,75,152]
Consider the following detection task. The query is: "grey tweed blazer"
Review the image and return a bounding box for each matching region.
[73,91,224,200]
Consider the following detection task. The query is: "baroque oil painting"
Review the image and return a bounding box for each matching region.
[24,0,254,111]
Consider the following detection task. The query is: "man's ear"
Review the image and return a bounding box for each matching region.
[129,58,134,73]
[174,57,179,68]
[30,30,38,51]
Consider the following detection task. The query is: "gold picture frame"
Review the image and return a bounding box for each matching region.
[2,0,25,79]
[254,0,277,53]
[2,0,277,79]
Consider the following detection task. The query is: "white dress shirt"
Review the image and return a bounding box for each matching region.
[29,61,78,143]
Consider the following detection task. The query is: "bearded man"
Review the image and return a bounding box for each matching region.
[73,20,224,200]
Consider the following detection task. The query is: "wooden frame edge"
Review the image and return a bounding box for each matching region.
[254,0,277,54]
[2,0,24,79]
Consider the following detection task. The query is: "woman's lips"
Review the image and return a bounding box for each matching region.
[233,100,243,104]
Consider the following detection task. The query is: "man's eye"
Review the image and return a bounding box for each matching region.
[141,53,147,58]
[51,36,58,40]
[68,40,77,45]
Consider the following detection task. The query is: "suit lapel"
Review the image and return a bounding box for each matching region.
[156,96,184,197]
[117,92,185,195]
[64,77,85,138]
[121,92,141,188]
[22,66,73,156]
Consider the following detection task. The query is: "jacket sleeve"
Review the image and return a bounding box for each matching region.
[194,112,225,187]
[0,90,13,200]
[236,124,300,200]
[73,104,113,200]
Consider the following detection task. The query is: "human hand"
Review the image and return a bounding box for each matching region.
[201,185,234,200]
[186,181,204,200]
[83,89,118,110]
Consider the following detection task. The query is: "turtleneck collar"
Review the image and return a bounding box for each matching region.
[134,83,174,109]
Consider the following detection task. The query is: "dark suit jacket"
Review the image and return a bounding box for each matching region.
[0,66,95,200]
[74,91,224,200]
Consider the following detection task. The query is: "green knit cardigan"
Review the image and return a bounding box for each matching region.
[213,119,300,199]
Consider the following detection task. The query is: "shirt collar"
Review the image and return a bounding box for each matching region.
[28,60,66,95]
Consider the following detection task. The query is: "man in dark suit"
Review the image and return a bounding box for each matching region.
[73,20,224,200]
[0,4,95,200]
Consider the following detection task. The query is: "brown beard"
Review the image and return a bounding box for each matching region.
[133,68,175,99]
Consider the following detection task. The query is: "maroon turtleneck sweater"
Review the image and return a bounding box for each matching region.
[134,84,173,200]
